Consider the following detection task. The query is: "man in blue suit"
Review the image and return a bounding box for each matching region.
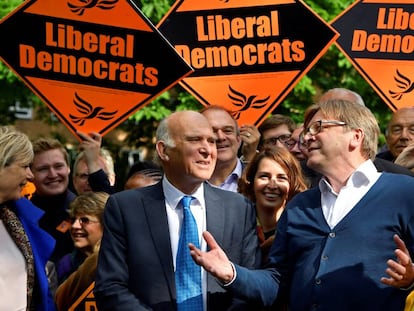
[94,110,260,310]
[190,99,414,310]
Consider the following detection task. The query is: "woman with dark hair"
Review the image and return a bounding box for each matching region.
[238,147,307,265]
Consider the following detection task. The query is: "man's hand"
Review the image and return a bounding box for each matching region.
[395,142,414,172]
[381,234,414,289]
[77,131,102,174]
[240,125,260,163]
[189,231,234,283]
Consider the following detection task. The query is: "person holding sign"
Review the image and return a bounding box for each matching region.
[73,131,116,195]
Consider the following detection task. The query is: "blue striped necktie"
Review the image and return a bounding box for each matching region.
[175,195,203,311]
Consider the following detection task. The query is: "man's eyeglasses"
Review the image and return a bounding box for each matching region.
[304,120,347,136]
[263,134,291,146]
[70,216,99,225]
[299,120,347,147]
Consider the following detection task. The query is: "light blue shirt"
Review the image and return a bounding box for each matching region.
[211,158,243,192]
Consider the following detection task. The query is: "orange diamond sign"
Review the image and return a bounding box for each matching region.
[158,0,338,125]
[0,0,192,139]
[332,0,414,111]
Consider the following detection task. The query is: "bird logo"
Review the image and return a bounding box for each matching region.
[389,69,414,101]
[227,85,269,120]
[69,92,118,126]
[67,0,118,16]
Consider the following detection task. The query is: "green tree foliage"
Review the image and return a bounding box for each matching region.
[0,0,392,148]
[0,0,41,124]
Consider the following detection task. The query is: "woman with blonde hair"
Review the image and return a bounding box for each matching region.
[0,126,56,310]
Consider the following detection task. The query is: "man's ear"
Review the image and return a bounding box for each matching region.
[156,141,169,161]
[350,128,364,150]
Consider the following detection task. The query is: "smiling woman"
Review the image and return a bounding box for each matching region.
[56,191,109,283]
[0,126,56,311]
[238,147,307,266]
[55,191,109,311]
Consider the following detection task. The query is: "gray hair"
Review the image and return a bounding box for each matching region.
[73,147,115,179]
[319,88,365,106]
[154,115,177,165]
[156,117,176,148]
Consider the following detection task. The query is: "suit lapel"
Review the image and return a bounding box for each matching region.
[143,183,176,297]
[141,183,227,300]
[204,184,225,249]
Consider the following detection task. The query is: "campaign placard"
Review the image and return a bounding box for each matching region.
[0,0,193,139]
[158,0,338,125]
[332,0,414,111]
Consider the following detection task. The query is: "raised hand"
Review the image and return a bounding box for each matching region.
[189,231,235,283]
[77,131,102,174]
[240,124,260,163]
[381,234,414,289]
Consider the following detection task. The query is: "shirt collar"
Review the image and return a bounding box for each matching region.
[223,159,243,183]
[319,159,380,194]
[234,158,243,178]
[162,176,205,210]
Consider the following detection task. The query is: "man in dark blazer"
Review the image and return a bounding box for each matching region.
[94,110,260,311]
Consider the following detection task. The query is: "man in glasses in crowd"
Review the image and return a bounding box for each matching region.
[189,97,414,310]
[284,124,307,161]
[258,114,296,151]
[300,88,414,186]
[243,89,413,187]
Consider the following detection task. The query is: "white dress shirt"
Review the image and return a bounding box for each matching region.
[320,160,381,229]
[0,219,27,311]
[162,177,207,310]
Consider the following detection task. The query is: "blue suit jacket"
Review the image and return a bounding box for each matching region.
[95,181,260,311]
[229,173,414,310]
[14,197,56,311]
